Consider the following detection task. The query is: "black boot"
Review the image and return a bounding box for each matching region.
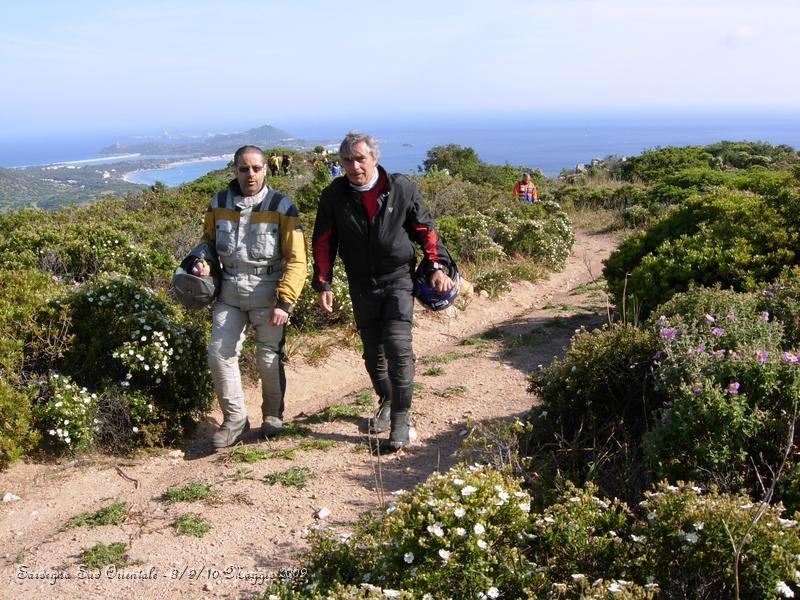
[370,399,391,434]
[388,411,410,451]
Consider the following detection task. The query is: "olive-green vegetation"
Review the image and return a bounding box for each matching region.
[171,513,212,538]
[0,145,574,469]
[64,500,128,529]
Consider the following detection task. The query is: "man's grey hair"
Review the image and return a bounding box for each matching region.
[339,132,380,161]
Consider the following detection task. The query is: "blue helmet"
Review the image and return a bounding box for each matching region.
[415,261,461,311]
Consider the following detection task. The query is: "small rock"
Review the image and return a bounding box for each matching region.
[168,450,184,459]
[459,429,469,436]
[203,583,212,592]
[315,507,331,520]
[3,493,20,503]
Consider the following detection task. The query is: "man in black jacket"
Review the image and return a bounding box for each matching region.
[312,132,453,450]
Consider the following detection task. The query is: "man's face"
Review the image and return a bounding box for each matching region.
[233,151,267,197]
[342,141,378,187]
[522,174,531,184]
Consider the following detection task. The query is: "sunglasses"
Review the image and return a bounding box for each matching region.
[237,165,265,173]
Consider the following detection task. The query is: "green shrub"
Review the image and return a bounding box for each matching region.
[644,289,800,507]
[171,513,212,537]
[525,324,661,505]
[29,277,212,449]
[0,381,37,469]
[604,188,797,318]
[634,482,800,599]
[618,146,720,183]
[33,373,99,452]
[292,464,533,598]
[65,500,128,529]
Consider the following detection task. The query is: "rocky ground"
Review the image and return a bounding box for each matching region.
[0,230,618,600]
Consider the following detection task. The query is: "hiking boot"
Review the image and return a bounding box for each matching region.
[388,411,410,451]
[260,416,283,439]
[369,400,391,434]
[212,418,250,449]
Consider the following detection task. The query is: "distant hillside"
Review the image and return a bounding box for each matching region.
[99,124,306,156]
[0,165,144,211]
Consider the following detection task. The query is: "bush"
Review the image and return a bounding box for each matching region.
[30,277,213,449]
[644,288,800,507]
[618,146,720,183]
[525,324,661,504]
[604,187,797,318]
[0,381,37,469]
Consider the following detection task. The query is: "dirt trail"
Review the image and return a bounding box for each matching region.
[1,230,618,599]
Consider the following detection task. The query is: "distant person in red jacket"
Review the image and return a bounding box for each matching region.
[513,172,538,203]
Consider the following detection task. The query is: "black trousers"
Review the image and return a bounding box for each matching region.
[349,277,415,414]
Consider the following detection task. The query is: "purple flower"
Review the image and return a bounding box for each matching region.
[691,382,702,393]
[726,313,736,322]
[712,349,726,358]
[763,289,775,297]
[695,341,706,353]
[711,327,725,336]
[657,315,668,326]
[755,350,768,364]
[704,313,716,323]
[762,311,770,321]
[784,351,799,363]
[726,382,740,395]
[659,327,677,340]
[651,350,664,360]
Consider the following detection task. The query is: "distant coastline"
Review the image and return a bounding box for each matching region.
[123,154,232,185]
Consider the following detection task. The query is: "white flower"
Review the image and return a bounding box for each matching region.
[63,419,70,425]
[427,524,444,537]
[403,552,414,564]
[684,532,699,544]
[776,580,795,598]
[455,527,466,536]
[514,491,527,498]
[48,430,56,436]
[54,402,62,408]
[497,491,509,502]
[780,518,798,528]
[422,595,433,600]
[477,539,488,549]
[474,523,485,535]
[486,587,499,598]
[461,485,477,496]
[740,503,754,509]
[132,427,139,433]
[438,549,451,560]
[647,511,657,521]
[607,582,622,593]
[631,534,646,543]
[454,507,466,517]
[694,521,704,530]
[383,590,400,598]
[571,574,585,581]
[518,502,530,512]
[452,478,464,485]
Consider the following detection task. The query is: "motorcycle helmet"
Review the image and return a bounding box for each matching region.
[415,260,461,311]
[172,242,221,309]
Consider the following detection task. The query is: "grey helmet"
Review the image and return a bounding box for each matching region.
[172,242,221,309]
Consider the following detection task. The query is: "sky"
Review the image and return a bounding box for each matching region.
[1,0,799,138]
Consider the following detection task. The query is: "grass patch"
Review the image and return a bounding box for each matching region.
[80,542,128,569]
[311,403,364,422]
[506,329,547,348]
[570,277,607,296]
[420,351,474,365]
[413,381,425,392]
[543,302,576,311]
[459,336,495,347]
[352,442,371,454]
[263,466,314,489]
[171,513,212,538]
[566,206,626,233]
[64,500,128,529]
[436,385,467,398]
[423,366,445,377]
[508,261,544,282]
[162,480,214,503]
[296,438,337,451]
[230,446,297,462]
[224,467,255,481]
[305,340,334,366]
[353,388,374,407]
[273,422,312,438]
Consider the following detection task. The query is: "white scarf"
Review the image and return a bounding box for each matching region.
[349,168,379,192]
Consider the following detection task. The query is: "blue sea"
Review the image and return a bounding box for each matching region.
[3,111,800,186]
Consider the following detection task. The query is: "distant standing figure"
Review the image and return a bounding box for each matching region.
[330,160,342,177]
[513,172,538,203]
[268,153,280,177]
[281,154,292,175]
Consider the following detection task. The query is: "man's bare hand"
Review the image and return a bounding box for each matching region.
[430,270,453,292]
[319,291,334,312]
[271,307,289,326]
[191,259,210,277]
